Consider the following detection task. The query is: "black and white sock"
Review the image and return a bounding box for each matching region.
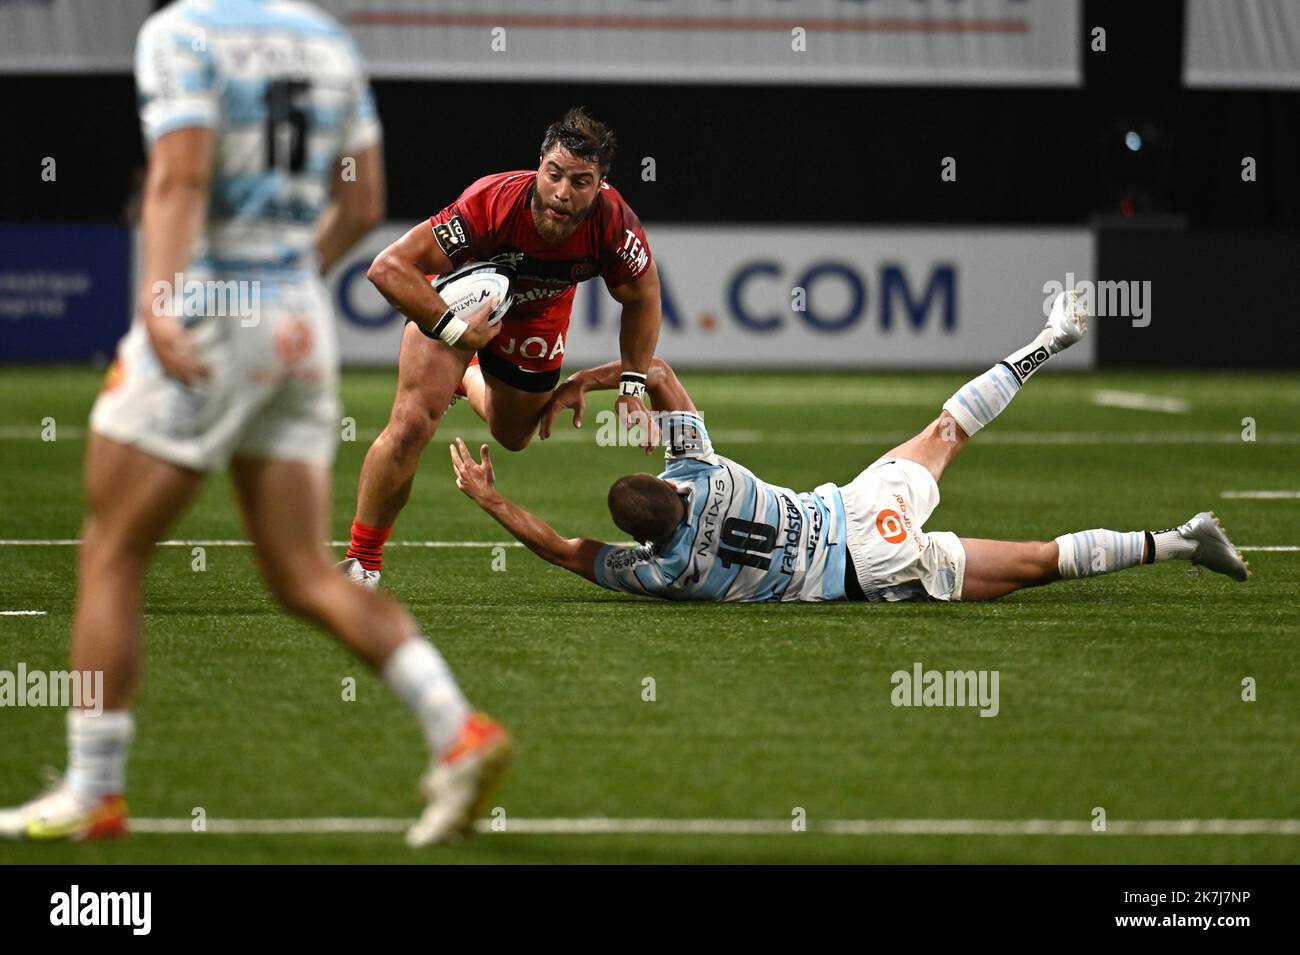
[942,326,1059,437]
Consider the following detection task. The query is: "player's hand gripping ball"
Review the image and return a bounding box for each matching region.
[431,261,515,326]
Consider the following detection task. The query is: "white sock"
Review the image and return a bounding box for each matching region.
[1151,527,1196,561]
[1054,530,1148,579]
[942,327,1059,436]
[382,638,470,754]
[65,709,134,801]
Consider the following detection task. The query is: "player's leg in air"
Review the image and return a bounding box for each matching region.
[476,355,558,450]
[450,354,555,452]
[861,290,1249,604]
[454,361,537,448]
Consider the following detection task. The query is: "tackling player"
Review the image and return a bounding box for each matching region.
[0,0,507,847]
[339,107,661,589]
[448,292,1250,602]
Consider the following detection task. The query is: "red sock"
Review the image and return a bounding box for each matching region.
[346,519,392,571]
[456,354,479,398]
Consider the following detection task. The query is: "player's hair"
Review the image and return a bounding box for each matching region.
[607,474,683,545]
[540,106,617,175]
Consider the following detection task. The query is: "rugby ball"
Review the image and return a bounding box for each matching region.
[431,261,515,327]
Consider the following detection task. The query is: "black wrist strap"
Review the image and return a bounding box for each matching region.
[429,308,454,338]
[619,371,648,398]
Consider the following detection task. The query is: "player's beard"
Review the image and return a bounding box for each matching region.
[530,189,592,244]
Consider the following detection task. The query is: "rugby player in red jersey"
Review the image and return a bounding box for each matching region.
[340,107,661,587]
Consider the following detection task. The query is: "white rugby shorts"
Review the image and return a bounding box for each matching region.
[839,457,966,602]
[90,279,340,472]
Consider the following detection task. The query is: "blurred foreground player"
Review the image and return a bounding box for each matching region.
[339,106,662,589]
[0,0,508,847]
[450,292,1250,602]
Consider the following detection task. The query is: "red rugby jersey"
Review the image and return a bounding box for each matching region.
[427,170,652,371]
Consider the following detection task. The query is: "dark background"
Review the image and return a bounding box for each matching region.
[1,0,1296,229]
[1,0,1296,367]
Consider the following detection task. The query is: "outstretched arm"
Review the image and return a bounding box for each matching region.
[608,260,662,454]
[448,437,605,582]
[539,356,696,440]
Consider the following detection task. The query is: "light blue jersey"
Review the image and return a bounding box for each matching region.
[135,0,381,277]
[594,413,849,602]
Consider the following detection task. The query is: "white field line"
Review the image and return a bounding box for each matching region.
[125,816,1300,837]
[1091,390,1190,414]
[0,539,1294,553]
[0,610,46,616]
[4,426,1300,446]
[1221,491,1300,500]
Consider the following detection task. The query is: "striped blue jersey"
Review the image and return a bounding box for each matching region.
[594,413,848,602]
[135,0,381,276]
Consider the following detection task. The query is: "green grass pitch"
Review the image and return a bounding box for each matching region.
[0,367,1296,864]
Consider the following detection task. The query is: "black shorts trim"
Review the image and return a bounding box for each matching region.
[844,553,867,602]
[477,348,561,394]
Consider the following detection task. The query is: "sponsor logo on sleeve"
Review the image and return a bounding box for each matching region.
[668,418,704,455]
[615,229,649,277]
[432,215,467,257]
